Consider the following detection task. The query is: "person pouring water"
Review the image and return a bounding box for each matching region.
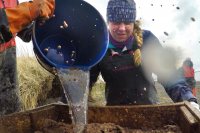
[0,0,55,116]
[89,0,199,110]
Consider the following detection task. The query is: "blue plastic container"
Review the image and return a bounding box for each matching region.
[33,0,108,73]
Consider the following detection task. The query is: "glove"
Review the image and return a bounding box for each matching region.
[17,23,33,42]
[190,102,200,111]
[29,0,55,23]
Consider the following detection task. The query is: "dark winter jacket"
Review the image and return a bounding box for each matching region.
[90,30,197,105]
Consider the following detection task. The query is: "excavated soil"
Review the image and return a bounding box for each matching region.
[34,119,182,133]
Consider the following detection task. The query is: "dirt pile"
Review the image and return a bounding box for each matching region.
[34,119,182,133]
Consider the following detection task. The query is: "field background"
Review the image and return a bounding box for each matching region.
[17,57,200,111]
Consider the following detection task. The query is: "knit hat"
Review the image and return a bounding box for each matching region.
[107,0,136,23]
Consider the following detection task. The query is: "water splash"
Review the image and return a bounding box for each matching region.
[57,68,89,133]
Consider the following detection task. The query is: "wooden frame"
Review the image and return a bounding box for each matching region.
[0,102,199,133]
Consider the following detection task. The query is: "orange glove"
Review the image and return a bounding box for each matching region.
[29,0,55,21]
[5,0,55,34]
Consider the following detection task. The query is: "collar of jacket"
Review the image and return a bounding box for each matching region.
[108,38,139,52]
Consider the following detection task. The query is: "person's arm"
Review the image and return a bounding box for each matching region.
[5,0,55,34]
[160,73,199,110]
[160,74,197,102]
[142,31,198,107]
[155,49,197,103]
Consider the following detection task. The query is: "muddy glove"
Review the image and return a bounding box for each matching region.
[17,23,33,42]
[5,0,55,34]
[190,102,200,111]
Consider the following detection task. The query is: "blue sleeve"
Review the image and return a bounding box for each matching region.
[142,30,162,48]
[159,66,197,103]
[164,79,197,103]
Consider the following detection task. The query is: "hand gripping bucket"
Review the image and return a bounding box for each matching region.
[32,0,108,73]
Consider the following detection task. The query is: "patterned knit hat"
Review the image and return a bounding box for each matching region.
[107,0,136,23]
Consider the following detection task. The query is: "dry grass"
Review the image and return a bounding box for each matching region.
[17,56,53,110]
[90,82,106,106]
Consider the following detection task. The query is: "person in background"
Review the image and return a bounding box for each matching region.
[0,0,55,116]
[89,0,199,109]
[179,58,196,96]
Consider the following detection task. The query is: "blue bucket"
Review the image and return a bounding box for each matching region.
[33,0,108,73]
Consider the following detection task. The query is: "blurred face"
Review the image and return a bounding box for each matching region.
[108,22,134,42]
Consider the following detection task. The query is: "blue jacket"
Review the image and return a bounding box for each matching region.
[90,30,197,105]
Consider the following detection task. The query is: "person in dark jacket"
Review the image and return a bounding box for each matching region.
[89,0,199,109]
[0,0,55,116]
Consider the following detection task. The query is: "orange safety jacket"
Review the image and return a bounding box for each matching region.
[183,65,195,78]
[0,0,17,52]
[0,0,37,52]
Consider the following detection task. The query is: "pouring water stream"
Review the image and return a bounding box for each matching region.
[57,68,89,133]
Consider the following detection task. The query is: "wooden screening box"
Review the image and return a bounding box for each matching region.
[0,102,199,133]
